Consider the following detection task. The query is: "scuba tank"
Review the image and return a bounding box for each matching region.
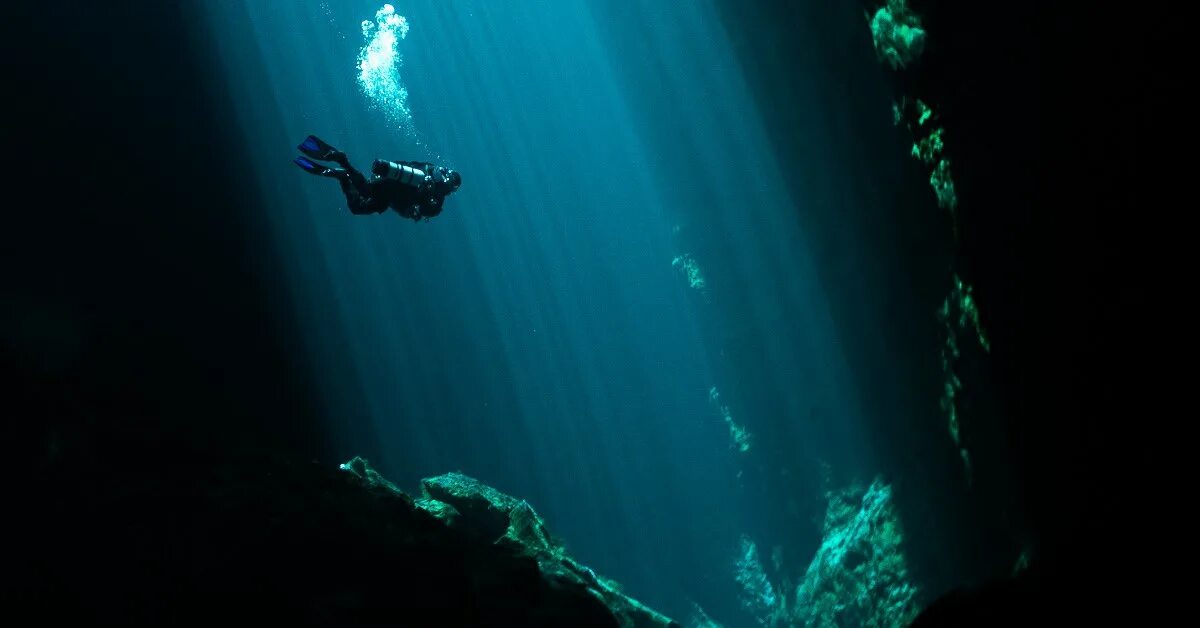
[372,159,433,188]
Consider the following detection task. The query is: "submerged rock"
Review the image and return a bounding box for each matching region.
[734,479,918,627]
[399,466,680,628]
[709,387,753,454]
[793,480,919,627]
[868,0,927,69]
[69,450,678,626]
[671,253,708,293]
[20,432,686,627]
[420,472,522,541]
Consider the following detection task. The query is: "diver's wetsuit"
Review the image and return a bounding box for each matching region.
[337,158,449,220]
[295,135,460,221]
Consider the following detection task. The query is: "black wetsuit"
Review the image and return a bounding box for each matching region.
[338,160,451,220]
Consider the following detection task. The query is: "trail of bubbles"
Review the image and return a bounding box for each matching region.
[320,1,347,40]
[357,4,416,137]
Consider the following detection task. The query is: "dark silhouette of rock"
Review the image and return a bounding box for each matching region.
[10,417,678,628]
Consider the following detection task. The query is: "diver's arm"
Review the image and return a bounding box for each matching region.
[351,189,390,215]
[349,201,387,215]
[418,195,444,220]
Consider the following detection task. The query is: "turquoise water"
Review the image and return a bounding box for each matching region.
[193,2,976,624]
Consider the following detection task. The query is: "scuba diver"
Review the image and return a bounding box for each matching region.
[293,135,462,221]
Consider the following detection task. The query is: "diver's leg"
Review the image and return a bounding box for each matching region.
[336,174,366,211]
[342,161,368,191]
[336,170,387,214]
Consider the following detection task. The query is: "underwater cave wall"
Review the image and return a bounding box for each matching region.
[864,0,1136,604]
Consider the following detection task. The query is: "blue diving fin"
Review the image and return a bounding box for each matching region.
[298,135,342,162]
[294,156,343,177]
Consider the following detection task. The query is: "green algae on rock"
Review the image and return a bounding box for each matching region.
[340,459,680,627]
[734,479,919,627]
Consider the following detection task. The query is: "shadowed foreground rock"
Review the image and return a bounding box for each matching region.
[345,458,679,628]
[13,440,678,627]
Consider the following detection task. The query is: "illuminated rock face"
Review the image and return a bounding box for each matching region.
[734,479,919,628]
[791,480,919,628]
[869,0,927,69]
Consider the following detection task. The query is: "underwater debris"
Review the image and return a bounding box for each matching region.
[938,340,969,483]
[688,602,725,628]
[959,448,973,487]
[1012,549,1032,576]
[895,99,957,221]
[915,99,934,127]
[358,4,415,135]
[930,159,958,213]
[868,0,926,70]
[736,535,781,625]
[893,98,935,131]
[941,275,990,354]
[938,275,990,484]
[709,386,753,453]
[672,253,707,293]
[939,369,962,444]
[912,127,945,165]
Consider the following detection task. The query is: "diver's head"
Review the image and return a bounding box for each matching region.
[435,166,461,194]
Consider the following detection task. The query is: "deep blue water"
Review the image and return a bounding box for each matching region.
[195,1,963,624]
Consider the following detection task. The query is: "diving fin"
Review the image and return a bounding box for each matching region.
[294,156,344,177]
[298,135,343,162]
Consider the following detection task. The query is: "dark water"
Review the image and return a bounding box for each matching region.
[5,0,1138,625]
